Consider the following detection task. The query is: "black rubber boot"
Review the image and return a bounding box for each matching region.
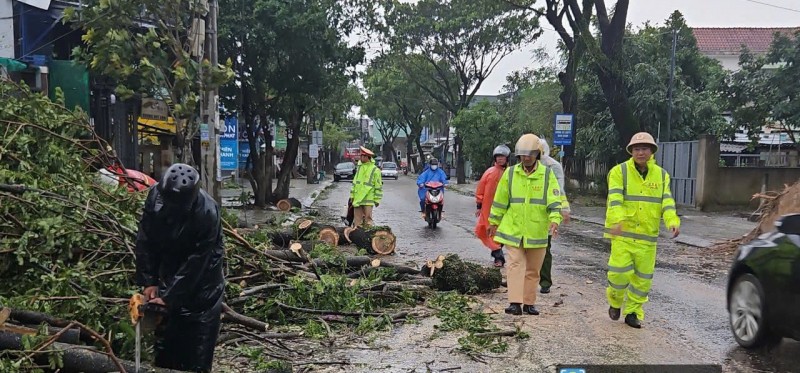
[540,286,550,294]
[491,250,505,268]
[504,303,522,315]
[609,306,621,321]
[522,305,540,315]
[625,313,641,329]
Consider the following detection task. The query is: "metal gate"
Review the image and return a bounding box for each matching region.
[655,141,698,206]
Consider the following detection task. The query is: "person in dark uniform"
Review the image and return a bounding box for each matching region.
[134,163,225,372]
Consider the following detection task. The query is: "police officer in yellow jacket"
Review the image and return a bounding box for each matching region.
[488,134,563,316]
[349,146,383,227]
[604,132,680,328]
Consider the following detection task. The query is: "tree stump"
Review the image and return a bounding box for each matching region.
[288,241,330,254]
[335,226,351,246]
[276,197,302,212]
[344,226,396,255]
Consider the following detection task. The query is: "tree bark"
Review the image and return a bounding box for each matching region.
[455,135,465,183]
[272,109,303,202]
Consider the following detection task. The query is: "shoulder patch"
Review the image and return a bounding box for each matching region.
[553,189,560,196]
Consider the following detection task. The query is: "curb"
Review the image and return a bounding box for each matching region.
[301,179,334,208]
[447,184,476,197]
[570,214,713,249]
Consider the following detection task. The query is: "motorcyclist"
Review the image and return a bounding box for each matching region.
[134,163,225,372]
[417,158,448,219]
[475,144,511,267]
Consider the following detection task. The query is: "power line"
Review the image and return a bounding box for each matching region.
[742,0,800,13]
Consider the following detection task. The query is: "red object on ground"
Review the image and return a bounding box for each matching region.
[108,164,156,192]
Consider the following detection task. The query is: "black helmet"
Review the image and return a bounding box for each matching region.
[158,163,200,208]
[429,158,439,165]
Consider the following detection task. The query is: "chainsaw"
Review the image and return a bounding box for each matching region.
[128,293,168,373]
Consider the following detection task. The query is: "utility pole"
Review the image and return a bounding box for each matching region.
[201,0,221,204]
[665,29,677,143]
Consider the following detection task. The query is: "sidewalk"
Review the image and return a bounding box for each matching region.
[220,176,333,208]
[448,182,756,248]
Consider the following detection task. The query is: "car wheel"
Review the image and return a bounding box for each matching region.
[394,176,398,180]
[729,273,782,348]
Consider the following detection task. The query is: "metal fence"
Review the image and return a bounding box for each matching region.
[655,141,698,206]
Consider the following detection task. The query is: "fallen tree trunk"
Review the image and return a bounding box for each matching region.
[270,230,297,248]
[425,254,502,294]
[289,241,330,254]
[335,226,351,246]
[344,226,396,255]
[0,331,188,373]
[8,309,96,345]
[276,197,302,212]
[262,251,419,275]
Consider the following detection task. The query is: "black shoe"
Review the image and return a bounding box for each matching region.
[522,305,540,315]
[540,286,551,294]
[504,303,522,315]
[608,306,621,321]
[624,313,641,329]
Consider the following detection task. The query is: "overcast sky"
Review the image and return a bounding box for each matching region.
[478,0,800,95]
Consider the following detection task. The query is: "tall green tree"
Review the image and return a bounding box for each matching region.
[218,0,364,203]
[67,0,233,163]
[765,31,800,146]
[383,0,542,183]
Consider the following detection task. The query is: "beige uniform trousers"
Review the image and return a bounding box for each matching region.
[352,206,374,227]
[506,246,547,305]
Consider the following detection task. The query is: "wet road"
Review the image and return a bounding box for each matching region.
[314,175,800,373]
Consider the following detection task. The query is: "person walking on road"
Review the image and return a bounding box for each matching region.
[604,132,680,329]
[475,144,512,267]
[134,163,225,372]
[349,146,383,227]
[488,134,563,316]
[537,137,571,294]
[416,158,448,219]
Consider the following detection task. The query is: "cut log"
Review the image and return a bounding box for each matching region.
[344,226,396,255]
[427,254,502,294]
[295,218,339,246]
[277,197,303,212]
[8,309,95,345]
[0,331,187,373]
[335,226,351,245]
[262,251,419,274]
[270,230,297,248]
[289,241,330,255]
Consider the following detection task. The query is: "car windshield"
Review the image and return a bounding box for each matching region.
[336,163,353,170]
[382,162,397,169]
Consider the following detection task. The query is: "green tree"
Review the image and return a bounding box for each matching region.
[67,0,233,163]
[450,100,511,175]
[383,0,542,183]
[218,0,364,203]
[765,31,800,146]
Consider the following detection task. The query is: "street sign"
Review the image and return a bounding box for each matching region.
[199,122,209,146]
[312,130,323,145]
[220,117,238,170]
[309,144,319,159]
[553,113,574,146]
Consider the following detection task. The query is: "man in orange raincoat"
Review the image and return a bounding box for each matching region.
[475,144,512,267]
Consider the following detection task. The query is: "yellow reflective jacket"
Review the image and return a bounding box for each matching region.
[489,162,563,249]
[350,159,382,207]
[604,157,681,245]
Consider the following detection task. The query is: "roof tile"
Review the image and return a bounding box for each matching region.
[692,27,799,55]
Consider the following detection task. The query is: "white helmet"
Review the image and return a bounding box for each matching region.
[538,137,551,158]
[492,145,511,158]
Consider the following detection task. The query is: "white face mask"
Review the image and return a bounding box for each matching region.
[431,165,438,170]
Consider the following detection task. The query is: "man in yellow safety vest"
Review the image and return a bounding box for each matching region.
[489,134,563,316]
[349,146,383,227]
[604,132,680,328]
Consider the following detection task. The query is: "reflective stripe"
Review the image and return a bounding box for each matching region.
[662,205,676,212]
[506,165,515,208]
[527,198,545,205]
[621,164,627,196]
[494,231,521,246]
[608,264,634,273]
[626,195,662,203]
[604,228,658,243]
[364,182,374,187]
[509,198,526,204]
[489,214,502,221]
[628,286,649,298]
[550,208,562,213]
[547,202,560,211]
[492,201,506,208]
[610,201,623,207]
[609,188,624,195]
[526,238,549,245]
[663,193,672,199]
[608,280,628,290]
[634,269,654,280]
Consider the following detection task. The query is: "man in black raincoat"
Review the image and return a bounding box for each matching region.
[134,163,225,372]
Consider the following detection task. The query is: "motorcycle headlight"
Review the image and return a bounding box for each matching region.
[428,194,442,203]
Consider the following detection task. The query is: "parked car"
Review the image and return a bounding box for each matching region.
[727,213,800,349]
[380,162,399,180]
[333,162,356,182]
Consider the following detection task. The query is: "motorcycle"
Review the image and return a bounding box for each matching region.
[422,181,444,229]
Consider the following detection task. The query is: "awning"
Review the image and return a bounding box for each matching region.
[0,58,29,73]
